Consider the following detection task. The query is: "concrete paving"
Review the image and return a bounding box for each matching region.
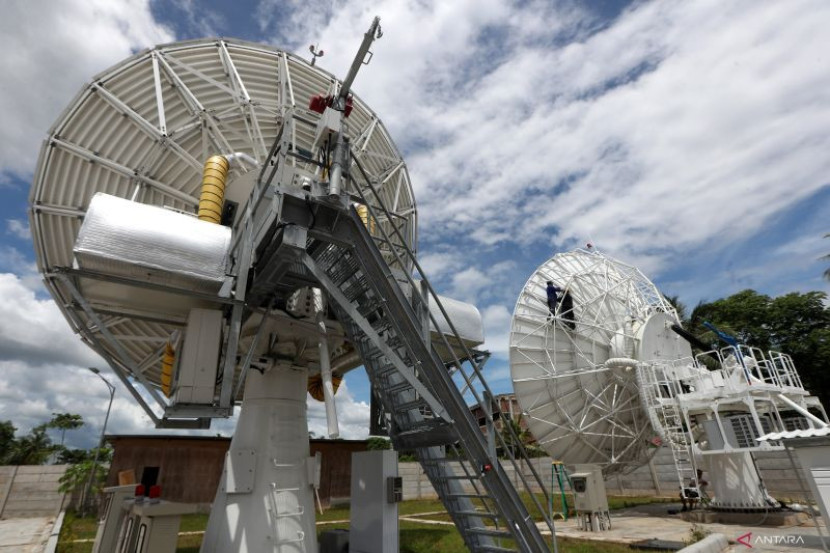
[0,517,54,553]
[543,503,829,552]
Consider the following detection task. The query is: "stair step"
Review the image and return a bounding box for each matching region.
[456,510,500,519]
[476,546,517,553]
[447,492,490,500]
[468,527,514,539]
[395,423,458,449]
[420,457,453,465]
[384,380,414,394]
[394,399,428,413]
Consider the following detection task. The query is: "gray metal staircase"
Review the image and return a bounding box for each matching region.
[218,54,557,543]
[301,200,554,552]
[234,111,557,550]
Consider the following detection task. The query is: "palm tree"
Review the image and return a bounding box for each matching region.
[5,424,55,465]
[48,413,84,447]
[663,294,689,325]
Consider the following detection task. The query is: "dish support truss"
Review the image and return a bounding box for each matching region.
[637,345,829,509]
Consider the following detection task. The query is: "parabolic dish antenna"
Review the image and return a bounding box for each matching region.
[509,249,687,473]
[29,38,416,396]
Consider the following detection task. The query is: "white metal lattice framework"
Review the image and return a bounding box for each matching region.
[509,249,677,474]
[29,38,416,394]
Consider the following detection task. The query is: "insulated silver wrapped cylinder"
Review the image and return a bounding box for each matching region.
[401,279,485,346]
[74,193,232,294]
[429,293,485,346]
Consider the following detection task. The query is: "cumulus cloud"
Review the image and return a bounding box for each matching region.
[0,361,147,449]
[0,273,100,366]
[259,0,830,277]
[0,247,40,291]
[307,380,370,439]
[162,0,225,37]
[5,220,30,240]
[480,303,512,357]
[0,0,174,177]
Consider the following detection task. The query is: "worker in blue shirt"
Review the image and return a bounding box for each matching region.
[546,281,562,316]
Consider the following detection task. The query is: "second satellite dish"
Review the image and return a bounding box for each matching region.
[509,249,686,473]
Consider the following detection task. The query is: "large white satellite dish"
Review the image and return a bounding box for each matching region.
[29,37,416,414]
[511,249,829,511]
[509,249,680,473]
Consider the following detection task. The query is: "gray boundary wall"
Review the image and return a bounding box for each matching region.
[0,465,67,519]
[400,448,811,501]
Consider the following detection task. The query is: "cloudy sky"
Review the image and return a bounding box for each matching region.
[1,0,828,448]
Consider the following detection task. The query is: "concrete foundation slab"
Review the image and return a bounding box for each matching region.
[680,509,808,527]
[538,502,830,553]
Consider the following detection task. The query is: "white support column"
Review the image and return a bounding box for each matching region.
[706,452,767,509]
[202,365,317,553]
[315,289,340,439]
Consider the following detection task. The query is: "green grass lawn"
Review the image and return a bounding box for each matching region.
[57,496,671,552]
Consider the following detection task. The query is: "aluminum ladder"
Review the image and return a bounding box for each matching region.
[640,364,699,501]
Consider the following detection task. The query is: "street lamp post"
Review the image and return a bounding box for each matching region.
[81,367,115,517]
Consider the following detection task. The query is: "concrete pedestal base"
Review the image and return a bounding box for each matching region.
[680,509,808,527]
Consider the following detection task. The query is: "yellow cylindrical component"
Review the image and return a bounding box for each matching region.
[308,373,342,402]
[161,342,175,397]
[198,155,230,224]
[356,204,375,235]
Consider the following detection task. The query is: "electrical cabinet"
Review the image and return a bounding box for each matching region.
[115,500,196,553]
[91,485,136,553]
[570,464,611,531]
[571,464,609,512]
[350,450,399,553]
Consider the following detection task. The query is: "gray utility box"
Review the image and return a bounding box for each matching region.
[570,464,609,513]
[350,450,399,553]
[570,464,611,532]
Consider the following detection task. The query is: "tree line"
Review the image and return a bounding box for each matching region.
[0,413,90,465]
[1,413,112,506]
